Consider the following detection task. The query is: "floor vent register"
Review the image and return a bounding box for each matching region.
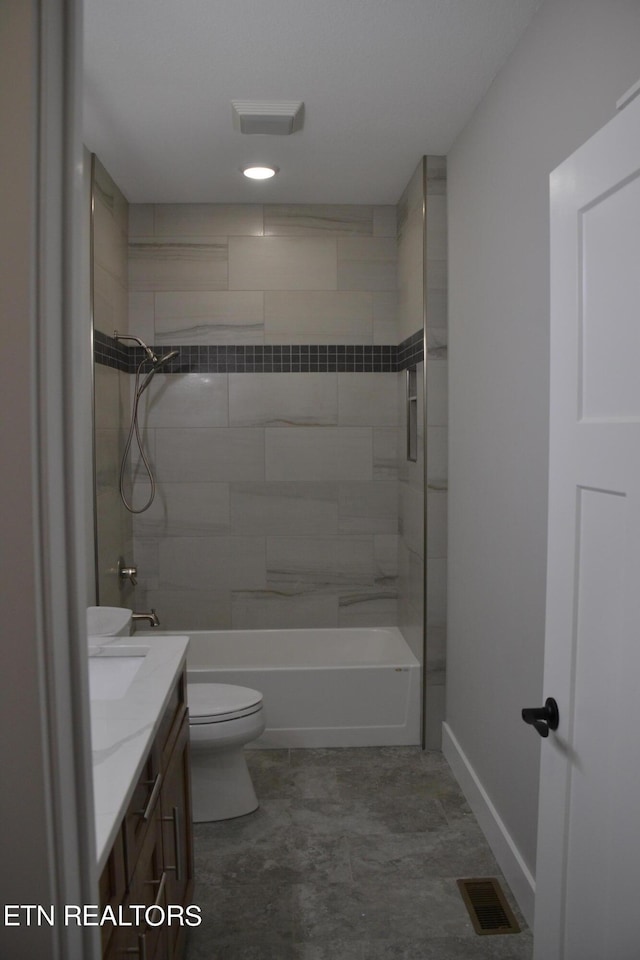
[456,877,521,936]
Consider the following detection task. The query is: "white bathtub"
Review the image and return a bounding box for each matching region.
[139,627,421,748]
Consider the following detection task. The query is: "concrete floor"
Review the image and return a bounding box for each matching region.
[185,747,533,959]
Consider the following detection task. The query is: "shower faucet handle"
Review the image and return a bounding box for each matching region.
[118,558,138,586]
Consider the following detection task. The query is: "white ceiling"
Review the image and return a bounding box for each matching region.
[83,0,541,204]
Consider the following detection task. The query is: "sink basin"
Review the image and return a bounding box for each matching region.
[87,606,132,639]
[88,648,148,700]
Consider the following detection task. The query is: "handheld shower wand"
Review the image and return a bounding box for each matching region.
[113,332,180,513]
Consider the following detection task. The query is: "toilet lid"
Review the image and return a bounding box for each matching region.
[188,683,263,723]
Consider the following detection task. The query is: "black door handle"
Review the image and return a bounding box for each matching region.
[521,697,559,738]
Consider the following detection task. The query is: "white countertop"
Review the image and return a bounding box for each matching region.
[89,635,189,873]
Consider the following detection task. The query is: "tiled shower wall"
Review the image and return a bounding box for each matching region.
[92,157,135,608]
[396,157,448,749]
[127,204,401,631]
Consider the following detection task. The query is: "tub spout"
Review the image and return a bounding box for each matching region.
[132,609,160,628]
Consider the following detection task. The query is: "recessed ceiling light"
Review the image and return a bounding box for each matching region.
[242,165,278,180]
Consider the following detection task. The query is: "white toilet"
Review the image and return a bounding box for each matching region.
[187,683,265,822]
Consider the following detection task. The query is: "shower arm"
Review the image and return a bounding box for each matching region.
[113,330,155,362]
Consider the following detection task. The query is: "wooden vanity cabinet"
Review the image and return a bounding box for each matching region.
[101,669,193,960]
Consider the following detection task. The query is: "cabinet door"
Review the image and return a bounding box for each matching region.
[161,714,194,959]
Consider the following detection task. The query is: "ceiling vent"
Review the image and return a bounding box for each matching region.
[231,100,304,135]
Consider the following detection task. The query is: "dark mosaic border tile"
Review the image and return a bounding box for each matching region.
[94,331,425,374]
[93,329,130,372]
[397,330,424,371]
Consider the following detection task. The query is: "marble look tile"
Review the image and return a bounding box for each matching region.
[187,941,295,960]
[132,482,230,538]
[245,763,342,803]
[293,943,364,960]
[338,483,397,534]
[334,760,452,801]
[194,835,349,886]
[128,291,155,344]
[142,373,228,428]
[338,374,398,426]
[375,535,399,579]
[128,203,154,238]
[195,797,295,845]
[132,537,159,584]
[93,264,127,337]
[264,205,373,236]
[229,373,337,427]
[426,361,447,426]
[372,292,398,344]
[141,588,232,631]
[265,428,372,482]
[155,428,265,482]
[292,880,390,942]
[426,259,447,328]
[94,197,128,286]
[154,204,263,237]
[129,238,228,292]
[93,157,128,233]
[229,482,338,536]
[266,537,374,596]
[264,291,372,344]
[231,594,338,630]
[288,747,423,769]
[94,364,122,429]
[426,195,447,261]
[155,291,264,344]
[399,485,424,558]
[427,326,448,361]
[373,206,397,238]
[229,237,337,291]
[426,489,447,559]
[191,881,293,944]
[382,878,477,939]
[289,796,447,836]
[426,155,447,196]
[397,162,423,243]
[338,238,397,292]
[349,824,499,881]
[361,936,532,959]
[338,596,398,628]
[373,427,398,480]
[427,426,448,489]
[158,536,265,591]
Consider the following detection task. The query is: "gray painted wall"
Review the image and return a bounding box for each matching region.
[447,0,640,875]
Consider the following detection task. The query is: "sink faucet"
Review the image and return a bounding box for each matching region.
[132,609,160,628]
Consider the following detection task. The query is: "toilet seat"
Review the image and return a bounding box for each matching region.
[188,683,263,724]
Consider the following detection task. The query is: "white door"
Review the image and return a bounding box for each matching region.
[533,91,640,960]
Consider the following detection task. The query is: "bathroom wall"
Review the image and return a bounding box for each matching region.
[127,204,400,631]
[396,158,448,748]
[92,157,135,607]
[447,0,640,896]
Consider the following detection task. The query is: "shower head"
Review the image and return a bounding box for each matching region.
[137,348,180,395]
[152,349,179,369]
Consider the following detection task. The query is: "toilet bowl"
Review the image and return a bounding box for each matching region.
[187,683,265,822]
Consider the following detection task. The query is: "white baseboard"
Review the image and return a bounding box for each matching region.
[442,722,536,927]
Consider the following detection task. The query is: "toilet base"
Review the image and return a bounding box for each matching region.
[190,744,259,822]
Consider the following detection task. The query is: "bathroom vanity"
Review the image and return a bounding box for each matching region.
[90,636,193,960]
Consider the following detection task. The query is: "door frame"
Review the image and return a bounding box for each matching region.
[1,2,98,957]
